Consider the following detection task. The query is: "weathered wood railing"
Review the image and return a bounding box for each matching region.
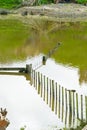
[0,42,86,129]
[0,54,87,129]
[0,67,26,72]
[0,59,87,129]
[29,67,87,128]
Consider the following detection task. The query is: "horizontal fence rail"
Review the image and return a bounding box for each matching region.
[0,67,26,72]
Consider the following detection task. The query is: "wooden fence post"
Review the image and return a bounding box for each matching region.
[35,72,38,90]
[38,72,40,94]
[85,96,87,122]
[62,87,64,121]
[31,69,34,85]
[26,64,32,84]
[81,95,83,121]
[33,70,35,88]
[69,90,72,127]
[76,93,79,119]
[72,90,75,125]
[46,77,49,104]
[42,56,46,65]
[30,67,33,85]
[26,64,32,74]
[55,82,57,115]
[65,88,68,125]
[29,66,87,129]
[43,75,45,101]
[58,85,61,118]
[49,79,51,108]
[40,73,43,97]
[52,80,55,111]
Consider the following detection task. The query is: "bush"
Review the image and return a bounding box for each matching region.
[0,0,22,4]
[37,0,53,5]
[76,0,87,4]
[0,0,22,9]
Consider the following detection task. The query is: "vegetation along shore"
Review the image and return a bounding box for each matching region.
[0,0,87,22]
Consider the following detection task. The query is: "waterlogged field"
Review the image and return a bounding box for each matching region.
[0,17,87,129]
[0,19,30,62]
[0,19,87,68]
[0,18,87,82]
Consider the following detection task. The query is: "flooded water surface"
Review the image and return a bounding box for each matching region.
[0,74,63,130]
[0,18,87,130]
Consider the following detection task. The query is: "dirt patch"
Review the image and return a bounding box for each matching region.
[0,3,87,22]
[15,3,87,21]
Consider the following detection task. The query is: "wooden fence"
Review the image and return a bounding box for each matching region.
[0,55,87,129]
[28,66,87,129]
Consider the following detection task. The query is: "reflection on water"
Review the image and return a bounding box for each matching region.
[79,69,87,84]
[0,75,63,130]
[0,56,87,130]
[38,58,87,92]
[0,19,87,85]
[31,57,87,129]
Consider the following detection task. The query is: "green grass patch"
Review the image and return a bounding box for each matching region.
[0,19,30,63]
[0,0,22,9]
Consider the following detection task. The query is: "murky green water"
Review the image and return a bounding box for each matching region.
[0,19,87,68]
[0,17,87,130]
[0,18,87,83]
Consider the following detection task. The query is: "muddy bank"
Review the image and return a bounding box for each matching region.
[14,3,87,21]
[0,3,87,22]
